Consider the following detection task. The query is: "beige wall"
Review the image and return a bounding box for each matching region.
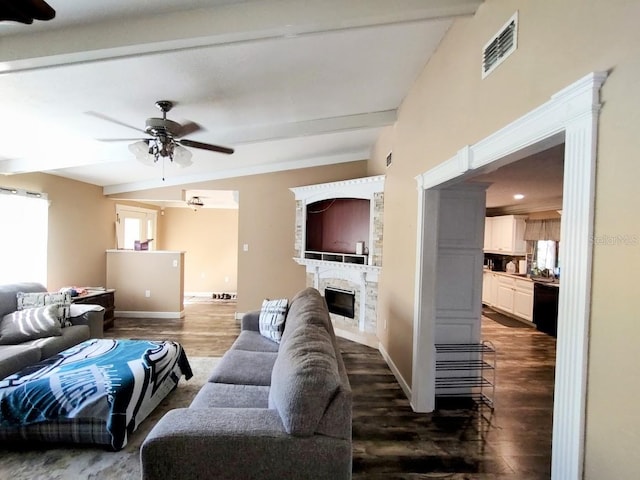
[110,161,368,312]
[1,173,114,290]
[9,1,638,473]
[369,1,640,478]
[106,250,184,314]
[159,207,239,294]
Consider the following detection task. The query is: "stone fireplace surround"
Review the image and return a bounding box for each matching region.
[290,175,384,347]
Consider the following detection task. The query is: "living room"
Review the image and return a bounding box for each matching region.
[1,1,639,479]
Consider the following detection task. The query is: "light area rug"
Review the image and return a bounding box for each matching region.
[0,356,219,480]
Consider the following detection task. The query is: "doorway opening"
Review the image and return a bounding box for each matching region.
[411,72,607,480]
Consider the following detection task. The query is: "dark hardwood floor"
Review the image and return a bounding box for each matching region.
[107,301,555,479]
[104,301,240,356]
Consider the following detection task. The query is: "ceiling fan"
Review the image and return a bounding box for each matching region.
[88,100,234,173]
[0,0,55,24]
[186,196,205,211]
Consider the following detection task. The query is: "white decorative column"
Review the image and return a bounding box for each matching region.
[411,182,487,412]
[550,89,602,480]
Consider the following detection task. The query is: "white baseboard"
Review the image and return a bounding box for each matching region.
[334,327,379,349]
[184,291,237,298]
[184,291,213,297]
[378,342,412,402]
[116,310,185,319]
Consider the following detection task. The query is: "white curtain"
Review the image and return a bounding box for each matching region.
[0,190,49,285]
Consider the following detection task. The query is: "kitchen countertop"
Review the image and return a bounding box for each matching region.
[483,268,560,286]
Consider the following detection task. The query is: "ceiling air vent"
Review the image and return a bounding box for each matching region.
[482,12,518,79]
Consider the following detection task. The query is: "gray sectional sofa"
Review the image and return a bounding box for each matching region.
[0,282,105,380]
[141,287,353,480]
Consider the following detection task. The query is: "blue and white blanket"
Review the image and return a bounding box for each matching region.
[0,338,192,450]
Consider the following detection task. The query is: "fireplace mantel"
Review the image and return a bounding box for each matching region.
[291,175,385,348]
[290,175,385,203]
[293,257,381,283]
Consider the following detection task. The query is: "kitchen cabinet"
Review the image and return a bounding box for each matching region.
[513,279,534,321]
[482,270,499,306]
[496,276,516,312]
[486,272,534,322]
[482,271,490,304]
[484,215,527,255]
[484,218,493,251]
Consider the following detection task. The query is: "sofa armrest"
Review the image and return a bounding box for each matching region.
[69,304,104,338]
[241,310,261,331]
[141,408,351,480]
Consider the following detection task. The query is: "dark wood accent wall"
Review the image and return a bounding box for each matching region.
[306,198,370,254]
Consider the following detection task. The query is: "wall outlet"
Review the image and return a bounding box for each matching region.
[145,290,151,298]
[243,244,249,252]
[172,259,178,267]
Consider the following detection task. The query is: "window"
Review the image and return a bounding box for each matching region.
[532,240,559,274]
[0,188,48,285]
[115,205,157,250]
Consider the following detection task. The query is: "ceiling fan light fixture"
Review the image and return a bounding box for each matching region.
[187,196,204,211]
[174,145,193,167]
[128,140,156,165]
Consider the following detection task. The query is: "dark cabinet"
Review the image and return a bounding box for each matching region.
[72,289,116,330]
[533,283,559,337]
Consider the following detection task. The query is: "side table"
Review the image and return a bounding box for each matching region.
[72,289,116,330]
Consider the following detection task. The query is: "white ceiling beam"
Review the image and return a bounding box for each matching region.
[103,150,369,196]
[0,0,482,73]
[217,110,397,145]
[0,110,395,175]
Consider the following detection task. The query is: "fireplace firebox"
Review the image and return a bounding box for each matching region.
[325,287,355,319]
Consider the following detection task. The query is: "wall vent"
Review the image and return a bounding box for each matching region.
[482,12,518,79]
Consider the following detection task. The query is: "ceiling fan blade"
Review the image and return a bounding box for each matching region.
[0,0,55,24]
[180,139,234,155]
[85,111,146,134]
[175,121,202,138]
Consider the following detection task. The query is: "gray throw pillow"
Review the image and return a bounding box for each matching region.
[259,298,288,343]
[0,305,62,345]
[17,291,72,327]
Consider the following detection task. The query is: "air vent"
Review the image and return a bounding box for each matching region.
[482,12,518,78]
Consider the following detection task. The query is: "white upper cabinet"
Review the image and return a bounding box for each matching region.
[483,215,527,255]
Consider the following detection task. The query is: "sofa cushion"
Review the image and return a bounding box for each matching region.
[208,350,277,386]
[0,305,61,345]
[268,323,340,436]
[0,345,41,380]
[17,291,72,327]
[190,382,270,409]
[258,298,288,343]
[281,288,333,346]
[24,325,90,360]
[231,330,280,353]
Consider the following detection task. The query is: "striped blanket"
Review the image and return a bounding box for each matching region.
[0,338,191,450]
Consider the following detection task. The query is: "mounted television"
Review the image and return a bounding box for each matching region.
[306,198,370,254]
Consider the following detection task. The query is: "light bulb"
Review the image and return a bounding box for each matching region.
[174,145,193,167]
